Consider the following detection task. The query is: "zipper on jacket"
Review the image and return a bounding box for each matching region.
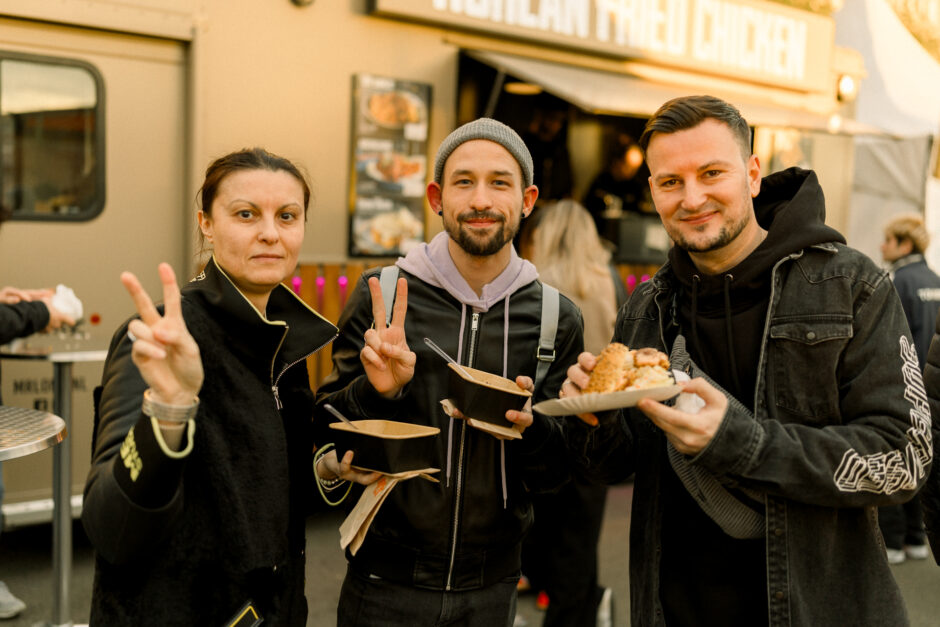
[271,330,339,411]
[269,326,290,409]
[268,322,339,411]
[445,311,479,590]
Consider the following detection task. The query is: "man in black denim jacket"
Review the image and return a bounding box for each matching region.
[564,96,931,626]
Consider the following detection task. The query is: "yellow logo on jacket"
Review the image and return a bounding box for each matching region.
[120,429,142,482]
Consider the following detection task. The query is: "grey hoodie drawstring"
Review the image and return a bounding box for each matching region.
[446,305,470,488]
[723,274,742,393]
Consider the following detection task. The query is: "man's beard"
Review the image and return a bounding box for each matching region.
[443,209,522,257]
[671,213,749,253]
[668,188,753,254]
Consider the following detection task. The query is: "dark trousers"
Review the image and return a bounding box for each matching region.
[522,477,608,627]
[878,494,926,549]
[337,565,517,627]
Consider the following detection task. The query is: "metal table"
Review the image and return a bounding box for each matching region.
[0,405,67,461]
[0,405,68,626]
[1,345,107,627]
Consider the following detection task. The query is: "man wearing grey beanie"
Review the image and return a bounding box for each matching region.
[316,118,585,626]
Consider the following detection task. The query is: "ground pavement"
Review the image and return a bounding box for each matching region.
[2,483,939,626]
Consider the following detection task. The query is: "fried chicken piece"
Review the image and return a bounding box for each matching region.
[584,343,636,394]
[583,343,671,394]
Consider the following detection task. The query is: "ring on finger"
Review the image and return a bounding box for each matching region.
[127,329,138,343]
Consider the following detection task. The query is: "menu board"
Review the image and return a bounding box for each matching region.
[348,74,431,257]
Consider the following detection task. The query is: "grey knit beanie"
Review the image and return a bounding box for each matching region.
[433,118,534,188]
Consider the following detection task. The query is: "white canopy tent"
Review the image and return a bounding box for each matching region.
[834,0,940,265]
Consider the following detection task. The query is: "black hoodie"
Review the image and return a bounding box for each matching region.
[659,168,846,625]
[668,167,846,404]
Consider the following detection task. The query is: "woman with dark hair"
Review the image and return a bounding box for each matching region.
[82,148,371,625]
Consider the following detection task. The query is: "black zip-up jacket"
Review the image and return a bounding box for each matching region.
[889,253,940,367]
[82,257,337,626]
[315,266,583,591]
[1,300,50,403]
[0,300,49,344]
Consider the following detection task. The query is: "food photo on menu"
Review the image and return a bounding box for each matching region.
[351,196,424,257]
[348,74,431,257]
[355,137,426,198]
[363,87,426,132]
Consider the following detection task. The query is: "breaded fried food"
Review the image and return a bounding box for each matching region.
[584,343,636,394]
[634,347,670,369]
[584,343,672,394]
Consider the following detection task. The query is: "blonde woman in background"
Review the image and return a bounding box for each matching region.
[519,199,625,627]
[521,199,624,354]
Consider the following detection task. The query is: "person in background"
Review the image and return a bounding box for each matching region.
[521,98,573,203]
[0,211,76,620]
[81,148,364,625]
[582,132,651,242]
[563,95,929,625]
[0,288,75,343]
[518,199,624,627]
[315,118,583,627]
[879,212,940,563]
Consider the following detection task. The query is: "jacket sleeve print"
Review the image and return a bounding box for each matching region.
[692,269,933,508]
[831,334,931,494]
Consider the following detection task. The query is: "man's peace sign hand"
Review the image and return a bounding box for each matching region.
[121,263,203,405]
[361,276,415,399]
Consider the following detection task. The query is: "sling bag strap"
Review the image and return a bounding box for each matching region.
[667,333,765,539]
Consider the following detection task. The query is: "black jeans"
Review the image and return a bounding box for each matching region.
[337,565,517,627]
[878,495,926,549]
[522,476,608,627]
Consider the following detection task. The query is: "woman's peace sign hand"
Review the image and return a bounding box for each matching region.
[121,263,203,405]
[361,276,415,399]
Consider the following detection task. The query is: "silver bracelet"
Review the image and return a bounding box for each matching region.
[315,447,344,490]
[142,388,199,424]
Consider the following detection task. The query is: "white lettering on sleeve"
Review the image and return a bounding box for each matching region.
[833,336,932,494]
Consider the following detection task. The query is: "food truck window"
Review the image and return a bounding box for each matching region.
[0,52,104,221]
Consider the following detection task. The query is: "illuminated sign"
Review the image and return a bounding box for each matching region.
[373,0,834,92]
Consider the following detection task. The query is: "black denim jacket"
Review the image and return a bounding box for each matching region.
[580,242,931,626]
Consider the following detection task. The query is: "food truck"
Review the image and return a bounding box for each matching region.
[0,0,866,527]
